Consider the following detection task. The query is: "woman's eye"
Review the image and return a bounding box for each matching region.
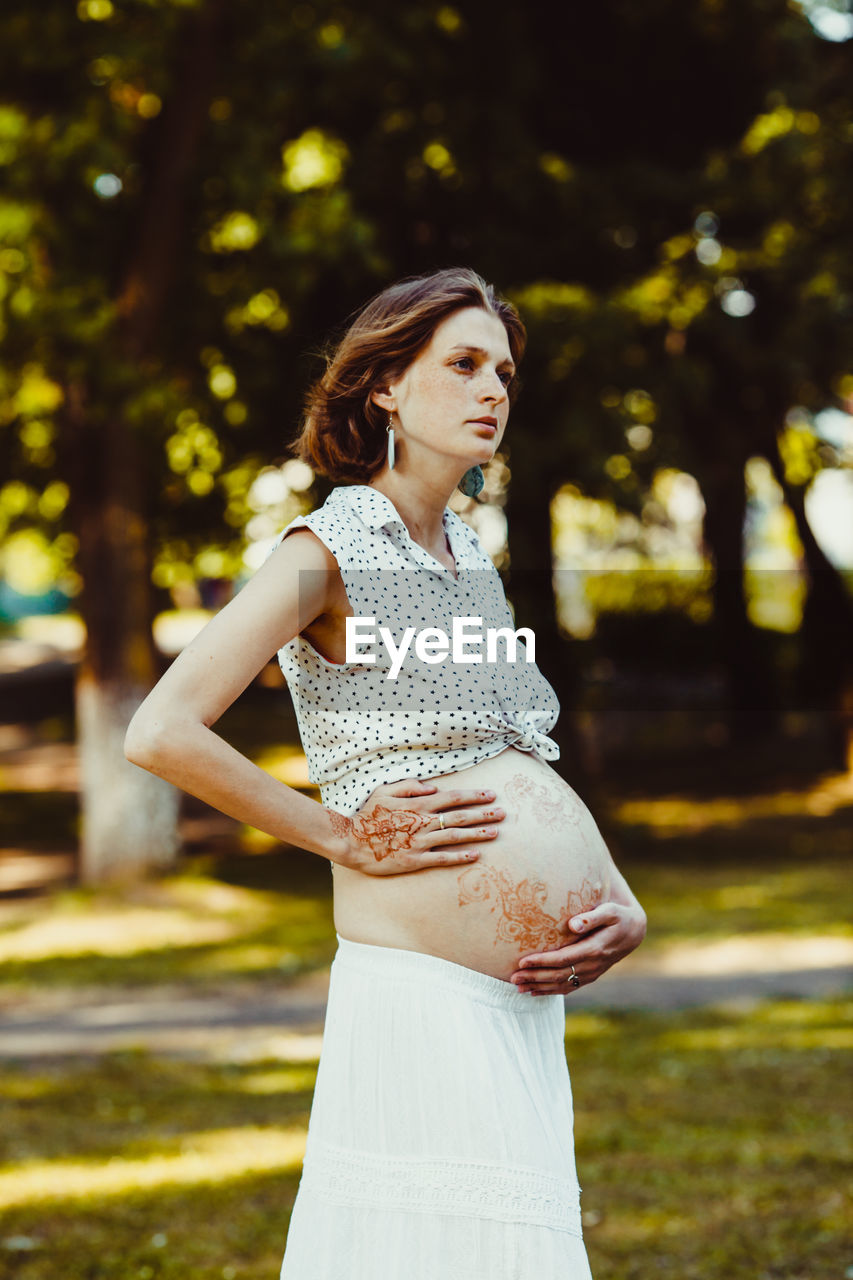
[452,357,512,385]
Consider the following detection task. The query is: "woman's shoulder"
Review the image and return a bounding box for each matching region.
[264,486,377,571]
[262,523,340,585]
[298,485,377,531]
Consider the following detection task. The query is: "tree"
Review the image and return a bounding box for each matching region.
[489,3,853,754]
[0,0,389,879]
[2,0,852,887]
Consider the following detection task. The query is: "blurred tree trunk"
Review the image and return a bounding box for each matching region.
[694,429,779,743]
[59,0,227,882]
[503,446,593,792]
[62,379,181,882]
[768,444,853,772]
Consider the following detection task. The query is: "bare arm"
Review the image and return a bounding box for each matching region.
[124,528,352,862]
[125,528,502,871]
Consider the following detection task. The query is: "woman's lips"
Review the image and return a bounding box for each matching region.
[469,420,497,436]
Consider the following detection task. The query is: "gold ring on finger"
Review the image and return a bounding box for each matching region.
[569,964,581,989]
[438,813,445,831]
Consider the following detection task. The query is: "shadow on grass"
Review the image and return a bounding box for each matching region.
[0,916,337,991]
[0,1167,299,1280]
[0,847,337,991]
[0,1001,849,1280]
[571,1003,850,1280]
[1,1051,316,1165]
[0,1049,307,1280]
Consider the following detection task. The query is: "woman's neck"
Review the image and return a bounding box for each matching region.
[367,471,455,549]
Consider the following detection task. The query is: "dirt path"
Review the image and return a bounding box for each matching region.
[2,939,850,1062]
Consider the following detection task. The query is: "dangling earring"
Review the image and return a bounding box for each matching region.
[458,465,484,498]
[386,414,396,470]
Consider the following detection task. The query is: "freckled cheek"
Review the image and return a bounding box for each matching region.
[411,369,466,407]
[413,369,445,390]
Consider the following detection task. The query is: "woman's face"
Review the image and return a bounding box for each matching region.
[375,306,516,478]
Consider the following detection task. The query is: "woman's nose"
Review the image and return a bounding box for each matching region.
[482,371,508,401]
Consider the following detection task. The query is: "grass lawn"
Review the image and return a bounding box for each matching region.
[570,1000,851,1279]
[0,850,338,995]
[0,997,849,1279]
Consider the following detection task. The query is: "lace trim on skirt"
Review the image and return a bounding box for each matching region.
[300,1138,584,1237]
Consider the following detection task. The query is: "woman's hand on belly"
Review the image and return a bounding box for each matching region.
[510,900,648,996]
[331,777,506,875]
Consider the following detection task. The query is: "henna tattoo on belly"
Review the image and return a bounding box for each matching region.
[457,864,604,952]
[503,772,591,844]
[327,805,429,862]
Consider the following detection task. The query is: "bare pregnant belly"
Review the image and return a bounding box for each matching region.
[331,747,613,982]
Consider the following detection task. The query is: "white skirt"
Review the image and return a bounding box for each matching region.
[280,935,592,1280]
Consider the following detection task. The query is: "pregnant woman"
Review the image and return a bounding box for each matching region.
[125,267,646,1278]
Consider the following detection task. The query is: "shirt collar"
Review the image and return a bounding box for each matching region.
[332,484,410,532]
[332,484,469,581]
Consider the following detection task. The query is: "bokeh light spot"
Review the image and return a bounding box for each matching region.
[435,6,463,33]
[208,211,261,252]
[93,173,122,199]
[539,153,574,182]
[137,93,162,119]
[627,424,653,451]
[694,211,719,236]
[317,21,345,48]
[224,401,248,426]
[77,0,114,20]
[423,141,455,175]
[208,365,237,399]
[695,237,722,265]
[604,454,632,482]
[187,470,215,496]
[281,129,348,191]
[800,2,853,40]
[720,288,756,317]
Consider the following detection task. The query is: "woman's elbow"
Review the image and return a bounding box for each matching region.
[124,711,170,768]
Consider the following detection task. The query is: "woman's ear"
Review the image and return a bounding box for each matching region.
[369,385,395,413]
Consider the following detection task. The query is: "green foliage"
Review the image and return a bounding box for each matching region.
[0,0,851,694]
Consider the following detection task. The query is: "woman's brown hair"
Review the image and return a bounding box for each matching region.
[290,267,526,483]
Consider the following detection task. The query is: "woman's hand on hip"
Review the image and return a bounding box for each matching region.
[510,901,647,995]
[331,778,505,875]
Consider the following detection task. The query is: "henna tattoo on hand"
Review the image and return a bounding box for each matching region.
[328,810,352,839]
[329,803,430,862]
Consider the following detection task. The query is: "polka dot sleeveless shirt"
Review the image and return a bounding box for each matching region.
[268,484,560,816]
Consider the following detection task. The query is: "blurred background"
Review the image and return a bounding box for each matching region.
[0,2,851,1278]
